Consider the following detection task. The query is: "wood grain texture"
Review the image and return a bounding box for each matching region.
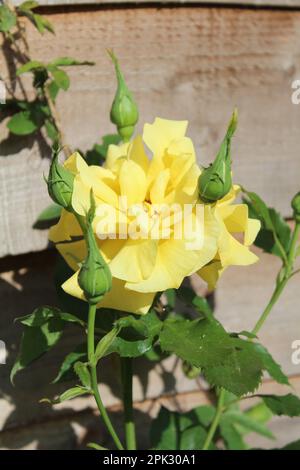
[11,1,300,8]
[1,5,300,256]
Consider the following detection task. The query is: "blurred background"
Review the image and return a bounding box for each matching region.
[0,0,300,449]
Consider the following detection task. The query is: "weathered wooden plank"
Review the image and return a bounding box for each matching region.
[11,1,300,9]
[1,6,300,257]
[214,247,300,377]
[1,377,299,449]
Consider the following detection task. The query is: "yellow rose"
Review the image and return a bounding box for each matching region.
[198,186,260,289]
[49,118,259,314]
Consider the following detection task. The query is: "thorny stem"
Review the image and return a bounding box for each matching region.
[120,357,137,450]
[3,2,71,156]
[87,304,124,450]
[202,222,300,450]
[43,83,71,157]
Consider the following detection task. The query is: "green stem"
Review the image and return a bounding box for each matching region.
[120,357,136,450]
[87,304,124,450]
[251,277,288,336]
[253,222,300,335]
[202,222,300,450]
[202,389,225,450]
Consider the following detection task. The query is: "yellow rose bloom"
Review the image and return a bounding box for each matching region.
[198,186,261,290]
[49,118,260,314]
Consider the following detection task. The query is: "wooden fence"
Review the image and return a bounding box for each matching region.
[0,0,300,449]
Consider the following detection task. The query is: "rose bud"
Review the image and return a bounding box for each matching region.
[108,49,139,142]
[198,109,237,203]
[78,191,112,305]
[47,145,74,211]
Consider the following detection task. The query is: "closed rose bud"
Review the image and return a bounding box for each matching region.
[198,109,237,203]
[291,192,300,222]
[78,192,112,305]
[47,146,74,210]
[108,49,139,142]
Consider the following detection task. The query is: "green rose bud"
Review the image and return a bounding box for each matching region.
[198,109,238,203]
[291,192,300,222]
[47,146,74,210]
[108,49,139,142]
[78,192,112,305]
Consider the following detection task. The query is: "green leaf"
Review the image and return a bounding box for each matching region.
[57,311,85,326]
[223,410,274,439]
[94,326,120,364]
[160,317,230,367]
[150,407,179,450]
[150,406,214,450]
[56,386,87,402]
[47,81,60,102]
[179,405,216,429]
[18,1,39,11]
[50,68,70,91]
[261,394,300,417]
[50,57,94,67]
[160,317,264,395]
[243,190,291,260]
[253,344,290,385]
[36,203,62,223]
[0,5,17,33]
[220,416,247,450]
[16,306,84,328]
[204,340,264,396]
[244,401,273,427]
[74,361,91,389]
[107,311,162,358]
[16,306,59,327]
[31,13,55,34]
[180,425,208,450]
[53,344,87,383]
[11,316,64,383]
[17,60,45,76]
[44,119,59,143]
[7,111,39,135]
[41,386,87,404]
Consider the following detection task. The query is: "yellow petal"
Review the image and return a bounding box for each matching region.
[150,169,170,204]
[219,204,248,233]
[219,233,259,266]
[119,160,147,206]
[216,184,241,207]
[167,137,196,187]
[244,218,261,246]
[62,271,155,315]
[49,209,82,243]
[143,118,188,156]
[64,151,88,175]
[105,142,129,172]
[128,135,149,174]
[56,239,86,271]
[198,261,225,291]
[109,239,157,283]
[126,206,218,293]
[71,175,92,215]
